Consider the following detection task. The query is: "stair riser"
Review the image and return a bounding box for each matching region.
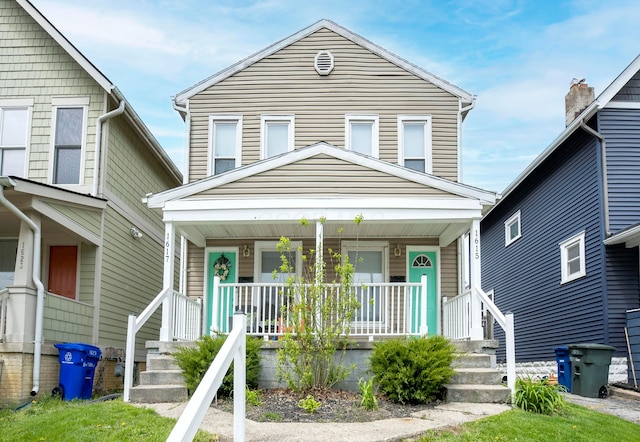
[450,371,503,385]
[148,357,181,371]
[129,386,188,404]
[446,388,511,404]
[453,355,492,369]
[140,371,186,386]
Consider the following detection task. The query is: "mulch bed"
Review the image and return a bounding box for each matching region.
[211,388,439,423]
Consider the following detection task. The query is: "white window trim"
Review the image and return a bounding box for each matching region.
[254,240,303,281]
[260,115,295,159]
[504,210,522,246]
[0,102,33,178]
[345,115,379,158]
[560,231,586,284]
[207,114,243,175]
[49,97,89,187]
[398,115,432,174]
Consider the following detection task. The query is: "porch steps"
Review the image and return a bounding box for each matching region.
[444,340,511,404]
[128,341,192,404]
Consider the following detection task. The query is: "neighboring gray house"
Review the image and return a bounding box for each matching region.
[0,0,181,402]
[481,55,640,382]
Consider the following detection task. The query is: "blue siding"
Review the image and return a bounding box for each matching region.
[482,130,605,362]
[600,108,640,233]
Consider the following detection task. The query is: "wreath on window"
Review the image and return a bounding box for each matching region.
[214,255,231,281]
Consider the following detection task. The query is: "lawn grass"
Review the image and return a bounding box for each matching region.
[416,403,640,441]
[0,397,217,441]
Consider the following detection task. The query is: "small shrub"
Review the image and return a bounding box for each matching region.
[514,377,566,415]
[297,395,322,413]
[172,334,262,397]
[246,387,263,406]
[358,377,378,411]
[369,335,456,404]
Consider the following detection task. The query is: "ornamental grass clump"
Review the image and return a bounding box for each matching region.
[514,377,566,415]
[369,335,456,404]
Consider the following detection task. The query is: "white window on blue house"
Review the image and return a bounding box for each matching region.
[208,115,242,175]
[560,231,586,284]
[504,210,521,246]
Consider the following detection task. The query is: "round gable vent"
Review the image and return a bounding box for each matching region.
[314,50,334,76]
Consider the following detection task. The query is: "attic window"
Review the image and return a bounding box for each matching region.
[314,51,334,75]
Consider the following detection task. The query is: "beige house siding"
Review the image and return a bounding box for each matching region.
[105,114,178,230]
[43,294,94,343]
[188,154,456,199]
[42,201,102,238]
[1,0,105,186]
[99,208,163,349]
[79,242,96,304]
[188,27,459,183]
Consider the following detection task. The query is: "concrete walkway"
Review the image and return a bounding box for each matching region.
[140,401,511,442]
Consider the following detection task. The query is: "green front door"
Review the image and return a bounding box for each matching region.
[408,250,437,336]
[206,250,237,334]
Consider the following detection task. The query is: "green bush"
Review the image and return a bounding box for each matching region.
[514,377,566,415]
[369,335,456,404]
[172,334,262,397]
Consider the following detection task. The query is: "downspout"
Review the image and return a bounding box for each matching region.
[92,100,125,197]
[580,120,610,237]
[172,99,190,184]
[457,97,476,182]
[0,178,45,396]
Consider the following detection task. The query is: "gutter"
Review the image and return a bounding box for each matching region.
[579,120,611,237]
[93,100,125,197]
[0,177,45,396]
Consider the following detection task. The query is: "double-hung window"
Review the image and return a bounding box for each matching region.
[504,210,521,246]
[0,100,31,177]
[261,115,294,159]
[560,231,586,284]
[209,115,242,175]
[345,115,379,157]
[51,98,88,185]
[398,115,432,173]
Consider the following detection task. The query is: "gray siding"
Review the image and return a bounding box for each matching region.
[482,130,605,362]
[188,27,460,183]
[605,244,639,353]
[600,108,640,233]
[612,71,640,102]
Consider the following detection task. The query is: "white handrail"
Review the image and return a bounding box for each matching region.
[168,313,246,442]
[474,284,516,399]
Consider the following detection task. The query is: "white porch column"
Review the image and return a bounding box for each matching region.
[315,220,324,281]
[469,218,484,340]
[160,222,176,341]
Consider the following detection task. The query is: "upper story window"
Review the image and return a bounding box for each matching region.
[560,231,586,284]
[345,115,379,157]
[208,115,242,175]
[261,115,294,159]
[51,97,89,185]
[504,210,521,246]
[398,115,432,173]
[0,99,32,177]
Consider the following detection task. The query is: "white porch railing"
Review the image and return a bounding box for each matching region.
[211,278,428,338]
[172,291,201,341]
[0,288,8,342]
[442,291,471,339]
[169,313,246,442]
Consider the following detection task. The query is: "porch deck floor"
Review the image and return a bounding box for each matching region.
[136,401,511,441]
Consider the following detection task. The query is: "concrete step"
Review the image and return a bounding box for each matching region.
[128,384,188,403]
[148,355,181,371]
[445,384,511,403]
[450,368,503,385]
[452,353,492,369]
[139,370,185,386]
[453,339,499,354]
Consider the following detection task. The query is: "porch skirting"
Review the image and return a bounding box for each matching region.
[496,357,628,384]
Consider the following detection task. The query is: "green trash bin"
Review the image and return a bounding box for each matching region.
[568,343,615,398]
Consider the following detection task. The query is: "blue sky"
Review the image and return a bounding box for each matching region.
[31,0,640,193]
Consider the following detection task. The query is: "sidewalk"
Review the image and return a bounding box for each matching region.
[141,401,512,442]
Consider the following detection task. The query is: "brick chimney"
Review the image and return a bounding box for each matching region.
[565,78,595,126]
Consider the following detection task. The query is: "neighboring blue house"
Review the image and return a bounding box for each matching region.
[481,55,640,382]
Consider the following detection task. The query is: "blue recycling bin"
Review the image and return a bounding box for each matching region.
[554,346,571,392]
[54,343,101,400]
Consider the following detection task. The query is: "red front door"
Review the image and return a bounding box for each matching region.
[48,245,77,299]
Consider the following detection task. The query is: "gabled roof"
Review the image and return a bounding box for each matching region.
[16,0,182,183]
[145,142,496,208]
[173,19,474,106]
[497,53,640,203]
